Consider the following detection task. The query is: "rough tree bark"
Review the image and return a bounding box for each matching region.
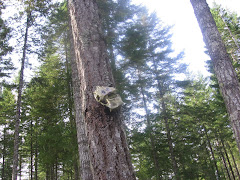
[69,26,93,180]
[68,0,136,179]
[190,0,240,153]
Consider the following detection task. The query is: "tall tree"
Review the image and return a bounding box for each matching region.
[190,0,240,153]
[68,0,136,179]
[12,0,51,179]
[119,8,187,179]
[119,11,162,179]
[12,7,31,180]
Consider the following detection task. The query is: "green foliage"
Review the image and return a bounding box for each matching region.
[119,7,187,179]
[20,2,79,177]
[119,5,239,179]
[23,48,77,179]
[0,88,15,179]
[175,76,239,179]
[211,4,240,76]
[0,0,13,79]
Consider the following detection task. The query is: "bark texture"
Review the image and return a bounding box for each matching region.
[69,17,93,180]
[68,0,136,179]
[190,0,240,153]
[70,31,94,180]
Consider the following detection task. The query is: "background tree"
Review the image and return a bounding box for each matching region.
[11,0,53,179]
[119,8,187,179]
[211,4,240,76]
[0,88,15,179]
[190,0,240,154]
[20,2,79,179]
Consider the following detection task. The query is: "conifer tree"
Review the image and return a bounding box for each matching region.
[190,0,240,154]
[119,9,186,179]
[11,1,52,179]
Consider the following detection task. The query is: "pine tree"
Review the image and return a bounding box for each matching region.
[190,0,240,154]
[119,8,187,179]
[11,1,53,179]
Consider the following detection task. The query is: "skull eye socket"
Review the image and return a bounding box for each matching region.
[96,95,100,101]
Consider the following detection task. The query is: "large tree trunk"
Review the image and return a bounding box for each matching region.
[68,0,136,179]
[190,0,240,153]
[12,12,31,180]
[68,17,93,180]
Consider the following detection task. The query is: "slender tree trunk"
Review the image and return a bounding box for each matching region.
[2,126,6,180]
[51,165,54,180]
[190,0,240,154]
[68,0,136,179]
[203,125,220,179]
[55,161,58,180]
[19,154,22,180]
[12,12,31,180]
[35,120,38,180]
[30,120,33,180]
[137,70,162,180]
[220,137,236,179]
[226,142,240,179]
[219,144,232,180]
